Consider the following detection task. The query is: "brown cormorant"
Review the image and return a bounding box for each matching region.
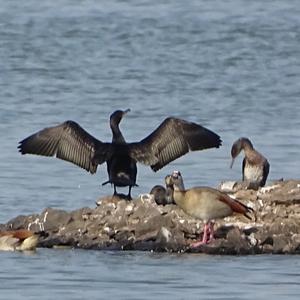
[230,137,270,188]
[18,109,222,199]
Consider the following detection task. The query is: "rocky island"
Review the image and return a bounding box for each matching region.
[1,179,300,254]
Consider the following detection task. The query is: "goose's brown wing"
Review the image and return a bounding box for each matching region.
[218,193,254,220]
[18,121,112,174]
[0,229,34,240]
[129,117,222,171]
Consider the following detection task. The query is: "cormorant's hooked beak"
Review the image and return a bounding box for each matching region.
[123,109,131,115]
[230,158,235,169]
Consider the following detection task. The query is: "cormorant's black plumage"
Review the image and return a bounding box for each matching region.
[18,109,222,199]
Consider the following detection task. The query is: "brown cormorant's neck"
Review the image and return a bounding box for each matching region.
[240,138,253,149]
[240,138,255,155]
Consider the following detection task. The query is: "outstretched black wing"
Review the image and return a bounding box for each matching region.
[18,121,112,174]
[128,117,221,171]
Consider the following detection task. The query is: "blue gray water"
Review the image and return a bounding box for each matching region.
[1,250,300,300]
[0,0,299,299]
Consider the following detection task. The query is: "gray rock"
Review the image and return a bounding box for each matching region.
[2,180,300,254]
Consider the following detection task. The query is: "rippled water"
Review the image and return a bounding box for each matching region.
[1,250,300,300]
[1,0,300,298]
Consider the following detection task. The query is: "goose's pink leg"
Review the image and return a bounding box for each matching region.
[206,221,215,243]
[190,223,210,248]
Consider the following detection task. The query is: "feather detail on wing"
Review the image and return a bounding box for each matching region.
[18,121,111,173]
[128,117,222,171]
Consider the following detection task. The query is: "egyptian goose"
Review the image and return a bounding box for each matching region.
[0,229,38,251]
[170,171,253,247]
[150,175,175,205]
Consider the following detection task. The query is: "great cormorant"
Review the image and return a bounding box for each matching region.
[18,109,222,199]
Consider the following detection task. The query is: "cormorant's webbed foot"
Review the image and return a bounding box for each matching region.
[102,180,111,186]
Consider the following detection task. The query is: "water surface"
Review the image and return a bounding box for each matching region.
[1,250,300,300]
[0,0,299,299]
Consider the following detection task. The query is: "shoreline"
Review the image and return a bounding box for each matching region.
[1,179,300,254]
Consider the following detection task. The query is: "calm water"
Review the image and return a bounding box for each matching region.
[1,250,300,300]
[0,0,299,299]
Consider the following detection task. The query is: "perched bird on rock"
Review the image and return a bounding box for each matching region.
[230,137,270,188]
[18,109,222,199]
[170,171,253,247]
[150,175,175,205]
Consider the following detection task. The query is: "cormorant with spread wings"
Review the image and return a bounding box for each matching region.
[18,109,222,199]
